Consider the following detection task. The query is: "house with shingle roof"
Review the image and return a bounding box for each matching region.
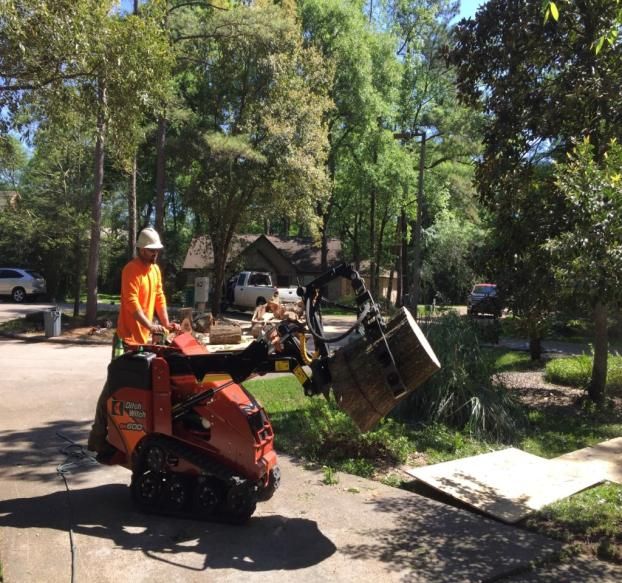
[183,234,348,300]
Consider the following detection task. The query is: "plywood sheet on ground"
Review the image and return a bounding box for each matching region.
[406,448,603,523]
[554,437,622,485]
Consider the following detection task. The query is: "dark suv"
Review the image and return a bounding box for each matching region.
[467,283,501,317]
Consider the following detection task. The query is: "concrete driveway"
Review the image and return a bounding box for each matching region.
[3,337,618,582]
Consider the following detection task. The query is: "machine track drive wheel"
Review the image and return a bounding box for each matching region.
[225,479,257,524]
[193,477,223,519]
[131,470,162,510]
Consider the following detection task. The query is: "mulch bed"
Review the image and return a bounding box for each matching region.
[498,370,622,414]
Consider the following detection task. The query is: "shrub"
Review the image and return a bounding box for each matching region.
[395,312,523,440]
[296,399,411,473]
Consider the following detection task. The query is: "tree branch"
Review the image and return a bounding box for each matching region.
[0,71,94,92]
[168,1,228,13]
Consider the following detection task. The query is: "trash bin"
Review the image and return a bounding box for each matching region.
[43,308,61,338]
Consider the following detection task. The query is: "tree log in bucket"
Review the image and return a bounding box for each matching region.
[327,307,440,432]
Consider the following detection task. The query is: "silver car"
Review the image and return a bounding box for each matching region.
[0,268,47,302]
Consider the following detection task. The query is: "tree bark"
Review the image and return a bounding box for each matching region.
[400,210,408,307]
[210,232,232,317]
[128,156,137,259]
[72,237,83,318]
[209,322,242,345]
[86,79,107,326]
[370,188,376,297]
[527,316,542,360]
[128,0,139,258]
[589,301,608,404]
[155,116,167,235]
[410,132,426,313]
[373,207,389,301]
[528,336,542,361]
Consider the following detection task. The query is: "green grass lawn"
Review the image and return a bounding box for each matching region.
[483,346,542,372]
[246,364,622,471]
[64,293,120,304]
[545,354,622,392]
[525,482,622,562]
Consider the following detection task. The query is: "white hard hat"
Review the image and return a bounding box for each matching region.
[136,227,163,249]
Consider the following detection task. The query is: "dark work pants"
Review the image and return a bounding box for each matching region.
[87,335,124,452]
[87,380,111,452]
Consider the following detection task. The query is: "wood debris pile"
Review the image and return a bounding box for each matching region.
[250,295,305,338]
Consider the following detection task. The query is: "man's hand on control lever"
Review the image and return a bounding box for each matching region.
[150,323,168,335]
[150,322,181,335]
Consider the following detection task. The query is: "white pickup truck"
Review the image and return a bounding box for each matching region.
[225,271,299,310]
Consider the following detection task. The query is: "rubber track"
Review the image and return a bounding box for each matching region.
[132,433,259,523]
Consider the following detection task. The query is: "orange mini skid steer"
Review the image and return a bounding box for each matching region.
[102,331,302,524]
[99,263,409,524]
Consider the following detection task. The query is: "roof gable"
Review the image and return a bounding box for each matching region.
[183,233,342,274]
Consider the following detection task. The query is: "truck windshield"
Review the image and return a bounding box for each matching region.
[249,273,271,286]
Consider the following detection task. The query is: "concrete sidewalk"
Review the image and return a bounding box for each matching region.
[497,337,592,356]
[0,337,618,582]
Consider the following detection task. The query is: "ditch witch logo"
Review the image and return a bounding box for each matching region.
[111,399,146,419]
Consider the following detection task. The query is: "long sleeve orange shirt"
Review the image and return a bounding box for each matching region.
[116,258,167,345]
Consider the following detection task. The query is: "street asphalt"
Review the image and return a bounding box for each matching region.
[0,328,620,581]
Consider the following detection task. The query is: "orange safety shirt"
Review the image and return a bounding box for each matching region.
[116,257,167,345]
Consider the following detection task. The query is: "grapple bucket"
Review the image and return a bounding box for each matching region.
[328,307,440,432]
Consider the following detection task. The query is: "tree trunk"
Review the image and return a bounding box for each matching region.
[400,210,408,307]
[86,79,107,326]
[209,322,242,345]
[352,208,361,268]
[128,0,139,258]
[72,237,83,318]
[410,132,426,314]
[319,154,336,290]
[528,336,542,360]
[370,192,376,297]
[589,301,608,404]
[128,156,137,259]
[373,211,388,301]
[391,217,400,306]
[210,234,229,317]
[369,140,379,297]
[155,116,167,235]
[527,316,542,360]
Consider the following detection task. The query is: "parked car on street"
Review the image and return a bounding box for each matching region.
[467,283,501,317]
[0,268,47,302]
